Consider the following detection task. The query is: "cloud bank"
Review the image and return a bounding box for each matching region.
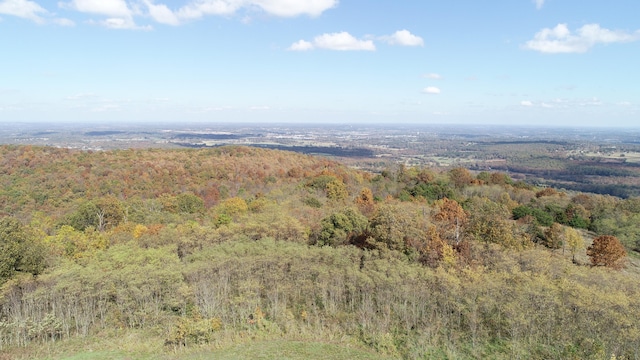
[2,0,337,28]
[524,23,640,53]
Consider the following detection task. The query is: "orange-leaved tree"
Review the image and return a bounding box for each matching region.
[586,235,626,269]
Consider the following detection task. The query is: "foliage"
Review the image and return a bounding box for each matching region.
[0,217,46,283]
[2,145,640,359]
[587,235,627,269]
[176,193,205,214]
[367,203,424,252]
[326,179,349,201]
[543,223,564,249]
[316,208,368,247]
[564,227,584,262]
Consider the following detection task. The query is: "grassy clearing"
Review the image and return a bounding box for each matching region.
[3,331,391,360]
[193,340,392,360]
[579,151,640,163]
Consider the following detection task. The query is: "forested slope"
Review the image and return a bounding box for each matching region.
[1,145,640,359]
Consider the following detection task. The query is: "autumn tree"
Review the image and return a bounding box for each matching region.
[564,227,584,263]
[421,225,456,268]
[432,197,467,244]
[355,187,376,217]
[219,197,248,218]
[448,167,473,189]
[586,235,626,269]
[326,179,348,201]
[543,223,564,249]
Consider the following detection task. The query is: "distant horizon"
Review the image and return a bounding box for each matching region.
[3,120,640,131]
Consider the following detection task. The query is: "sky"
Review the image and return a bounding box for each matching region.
[1,0,639,127]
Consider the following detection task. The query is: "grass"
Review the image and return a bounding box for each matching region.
[190,340,392,360]
[2,331,393,360]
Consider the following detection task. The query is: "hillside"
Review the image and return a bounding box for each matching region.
[1,145,640,360]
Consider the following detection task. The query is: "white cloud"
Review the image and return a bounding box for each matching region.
[288,39,314,51]
[93,17,151,30]
[424,73,442,80]
[60,0,153,29]
[251,0,337,17]
[0,0,73,25]
[521,100,533,106]
[290,30,426,51]
[175,0,336,21]
[533,0,544,10]
[291,32,375,51]
[144,0,179,25]
[423,87,441,95]
[175,0,241,20]
[381,29,424,46]
[61,0,132,18]
[0,0,48,23]
[5,0,339,29]
[524,23,640,53]
[314,32,375,51]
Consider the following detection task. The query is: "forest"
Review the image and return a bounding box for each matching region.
[1,144,640,359]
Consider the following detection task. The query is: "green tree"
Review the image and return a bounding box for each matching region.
[176,193,205,214]
[368,203,423,252]
[316,208,368,247]
[465,197,529,249]
[0,217,46,282]
[67,196,124,231]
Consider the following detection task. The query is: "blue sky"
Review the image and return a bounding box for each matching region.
[1,0,639,127]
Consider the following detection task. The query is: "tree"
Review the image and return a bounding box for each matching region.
[433,198,467,244]
[465,197,529,249]
[587,235,626,269]
[219,197,248,218]
[326,179,348,201]
[176,193,205,214]
[0,217,46,282]
[355,187,376,217]
[564,227,584,263]
[421,225,456,268]
[316,208,368,247]
[67,196,124,232]
[448,167,473,189]
[543,223,564,249]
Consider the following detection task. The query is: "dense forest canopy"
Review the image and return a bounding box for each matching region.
[1,144,640,359]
